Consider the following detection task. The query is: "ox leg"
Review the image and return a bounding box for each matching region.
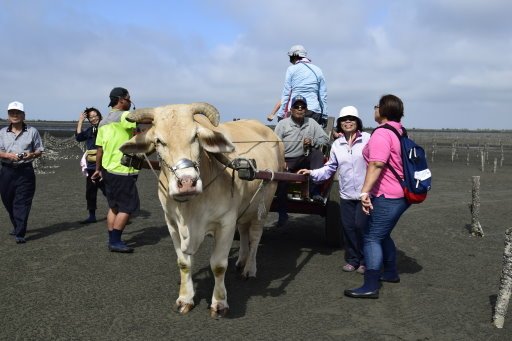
[209,227,236,318]
[169,228,195,314]
[241,221,264,279]
[235,223,250,271]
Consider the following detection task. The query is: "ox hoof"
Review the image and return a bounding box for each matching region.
[241,272,256,281]
[175,302,194,315]
[210,307,229,319]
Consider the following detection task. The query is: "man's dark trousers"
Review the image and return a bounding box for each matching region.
[0,164,36,238]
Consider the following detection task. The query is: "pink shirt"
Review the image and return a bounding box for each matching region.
[362,121,404,198]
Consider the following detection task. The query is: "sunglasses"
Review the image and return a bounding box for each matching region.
[292,105,306,110]
[340,116,357,122]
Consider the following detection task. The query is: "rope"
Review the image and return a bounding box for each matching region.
[143,153,167,190]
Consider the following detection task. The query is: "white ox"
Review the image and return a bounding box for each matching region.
[120,103,284,317]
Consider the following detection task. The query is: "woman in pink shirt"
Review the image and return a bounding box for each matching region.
[344,94,411,299]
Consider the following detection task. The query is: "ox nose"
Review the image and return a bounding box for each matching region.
[177,176,197,193]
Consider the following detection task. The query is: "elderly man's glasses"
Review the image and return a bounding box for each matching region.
[292,105,306,110]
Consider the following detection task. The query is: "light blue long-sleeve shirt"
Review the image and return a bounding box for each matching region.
[310,131,370,200]
[278,61,328,119]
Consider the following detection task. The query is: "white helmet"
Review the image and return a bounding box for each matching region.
[287,44,307,58]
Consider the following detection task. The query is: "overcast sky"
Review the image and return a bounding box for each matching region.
[1,0,510,129]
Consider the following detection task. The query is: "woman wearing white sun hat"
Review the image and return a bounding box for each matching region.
[298,105,370,273]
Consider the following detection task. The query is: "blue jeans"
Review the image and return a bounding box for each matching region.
[340,199,368,267]
[363,195,410,271]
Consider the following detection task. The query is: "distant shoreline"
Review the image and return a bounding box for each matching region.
[0,119,511,133]
[0,121,77,133]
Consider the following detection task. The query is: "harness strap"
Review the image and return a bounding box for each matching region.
[210,152,270,221]
[143,150,270,221]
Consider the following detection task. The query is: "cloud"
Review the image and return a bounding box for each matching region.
[0,0,510,129]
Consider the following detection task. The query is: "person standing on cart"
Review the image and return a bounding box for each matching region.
[298,106,370,273]
[274,95,329,227]
[268,44,328,126]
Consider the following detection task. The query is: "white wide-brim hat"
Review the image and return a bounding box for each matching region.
[338,106,359,118]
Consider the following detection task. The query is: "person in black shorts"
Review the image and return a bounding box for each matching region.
[91,87,139,253]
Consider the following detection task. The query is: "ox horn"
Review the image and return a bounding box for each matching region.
[125,108,155,123]
[189,102,220,127]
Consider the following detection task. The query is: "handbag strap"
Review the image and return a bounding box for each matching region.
[301,63,324,115]
[374,124,403,184]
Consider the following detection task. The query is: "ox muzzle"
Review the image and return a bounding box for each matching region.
[162,158,201,201]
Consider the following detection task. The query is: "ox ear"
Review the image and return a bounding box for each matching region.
[197,126,235,154]
[119,130,156,155]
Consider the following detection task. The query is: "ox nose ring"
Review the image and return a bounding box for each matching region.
[168,158,200,188]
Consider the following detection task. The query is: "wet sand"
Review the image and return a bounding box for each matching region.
[1,134,511,340]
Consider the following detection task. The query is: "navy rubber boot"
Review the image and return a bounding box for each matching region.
[380,261,400,283]
[344,270,380,299]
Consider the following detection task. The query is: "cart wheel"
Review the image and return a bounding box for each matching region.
[325,180,343,248]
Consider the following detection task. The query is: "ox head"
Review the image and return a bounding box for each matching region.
[120,103,235,201]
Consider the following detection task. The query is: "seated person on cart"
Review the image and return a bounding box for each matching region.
[274,95,329,227]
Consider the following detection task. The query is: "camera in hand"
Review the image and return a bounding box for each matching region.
[17,152,27,160]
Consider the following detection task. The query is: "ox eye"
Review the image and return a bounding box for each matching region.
[155,138,167,147]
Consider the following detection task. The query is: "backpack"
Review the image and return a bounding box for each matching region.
[375,124,432,204]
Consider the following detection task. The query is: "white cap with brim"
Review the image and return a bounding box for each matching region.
[288,44,308,58]
[338,106,359,118]
[7,101,24,112]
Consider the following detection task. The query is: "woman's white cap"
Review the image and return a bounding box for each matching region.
[338,106,359,118]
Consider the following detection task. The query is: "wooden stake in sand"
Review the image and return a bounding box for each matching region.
[480,150,485,172]
[470,176,484,237]
[501,144,505,167]
[493,158,498,173]
[493,228,512,328]
[451,142,456,162]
